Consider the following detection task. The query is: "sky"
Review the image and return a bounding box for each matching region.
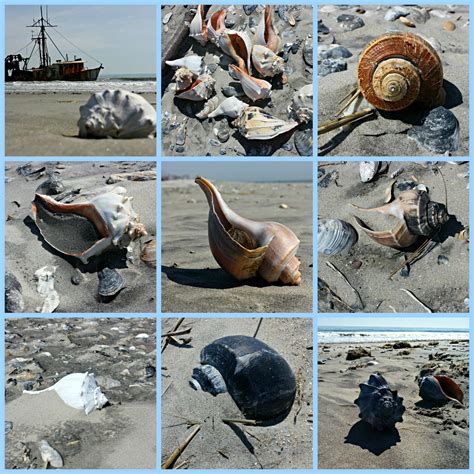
[162,162,313,182]
[318,317,470,331]
[5,5,156,75]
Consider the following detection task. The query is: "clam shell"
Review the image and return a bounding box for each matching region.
[318,219,358,255]
[191,335,296,420]
[140,239,156,267]
[165,55,203,75]
[175,74,215,101]
[288,84,313,123]
[251,44,285,77]
[98,268,124,297]
[207,96,249,119]
[229,65,271,101]
[359,161,381,183]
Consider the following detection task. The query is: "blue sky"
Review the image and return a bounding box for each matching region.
[5,5,156,74]
[318,317,470,330]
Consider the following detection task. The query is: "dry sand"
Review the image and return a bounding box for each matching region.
[5,92,156,156]
[161,317,313,469]
[318,5,469,156]
[318,161,469,313]
[5,161,156,313]
[5,318,156,469]
[161,179,313,313]
[161,5,313,157]
[318,339,469,469]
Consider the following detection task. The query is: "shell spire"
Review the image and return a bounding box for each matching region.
[189,4,208,46]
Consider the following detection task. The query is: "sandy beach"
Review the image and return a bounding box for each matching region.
[318,339,469,469]
[161,317,313,469]
[5,161,156,313]
[5,92,156,156]
[318,5,469,156]
[5,318,156,469]
[161,179,313,313]
[318,161,469,313]
[161,5,313,157]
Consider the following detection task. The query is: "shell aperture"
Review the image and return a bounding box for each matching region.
[418,375,464,405]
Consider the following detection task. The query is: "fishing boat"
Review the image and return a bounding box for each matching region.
[5,6,103,82]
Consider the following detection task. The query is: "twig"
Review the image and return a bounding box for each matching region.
[162,318,185,353]
[318,108,375,135]
[388,237,435,279]
[293,368,303,424]
[325,261,364,309]
[162,424,201,469]
[400,289,433,313]
[161,328,191,338]
[162,381,173,397]
[174,459,189,469]
[222,418,258,426]
[253,318,263,338]
[318,278,355,312]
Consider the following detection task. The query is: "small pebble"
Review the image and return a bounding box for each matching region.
[351,260,362,269]
[336,14,365,31]
[400,266,410,278]
[437,255,449,265]
[318,58,347,77]
[279,204,289,209]
[71,275,81,285]
[5,421,13,434]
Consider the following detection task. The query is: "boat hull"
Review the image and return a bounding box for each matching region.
[5,66,102,82]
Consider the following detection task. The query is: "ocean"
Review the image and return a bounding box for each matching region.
[318,326,470,344]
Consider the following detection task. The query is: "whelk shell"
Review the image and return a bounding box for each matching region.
[175,74,215,101]
[195,96,220,119]
[207,96,249,119]
[165,55,203,75]
[318,219,358,255]
[251,44,285,77]
[196,176,302,285]
[189,4,208,45]
[218,30,253,72]
[229,64,271,101]
[207,8,226,43]
[255,5,281,52]
[174,67,196,92]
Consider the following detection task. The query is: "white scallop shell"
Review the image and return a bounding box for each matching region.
[196,96,220,119]
[288,84,313,123]
[23,372,108,415]
[218,30,253,73]
[251,44,285,77]
[229,65,271,101]
[208,96,249,118]
[175,74,215,101]
[189,5,208,45]
[318,219,358,255]
[360,161,381,183]
[77,89,156,139]
[165,55,203,75]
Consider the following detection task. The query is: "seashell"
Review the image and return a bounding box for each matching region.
[174,67,196,92]
[207,96,249,119]
[229,65,271,101]
[294,129,313,156]
[23,372,108,415]
[140,239,156,267]
[77,89,156,139]
[354,373,405,431]
[175,74,215,101]
[32,187,147,264]
[165,55,203,75]
[98,268,124,297]
[399,16,416,28]
[255,5,281,52]
[303,35,313,67]
[418,375,464,404]
[34,265,60,313]
[357,32,445,112]
[5,272,24,313]
[443,20,456,32]
[191,335,296,420]
[207,8,226,43]
[288,84,313,123]
[407,106,460,154]
[353,189,449,249]
[189,4,208,46]
[251,44,285,77]
[232,106,298,140]
[195,176,301,285]
[359,161,381,183]
[195,96,220,119]
[318,219,358,255]
[39,440,63,468]
[218,30,253,72]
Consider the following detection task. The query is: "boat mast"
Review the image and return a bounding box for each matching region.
[27,6,57,68]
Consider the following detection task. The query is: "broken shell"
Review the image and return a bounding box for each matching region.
[32,187,147,264]
[189,4,208,45]
[251,44,285,77]
[207,8,226,43]
[288,84,313,123]
[165,55,203,75]
[98,268,124,297]
[232,106,298,140]
[218,30,253,72]
[255,5,281,52]
[23,372,108,415]
[140,239,156,267]
[196,176,302,285]
[294,129,313,156]
[229,64,271,101]
[39,440,63,468]
[318,219,358,255]
[34,265,60,313]
[418,375,464,404]
[207,96,249,119]
[5,272,24,313]
[359,161,381,183]
[195,96,220,119]
[174,67,196,92]
[175,74,216,101]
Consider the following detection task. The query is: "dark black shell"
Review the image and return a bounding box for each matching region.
[403,190,448,236]
[418,375,464,404]
[193,335,296,421]
[354,373,405,431]
[98,268,124,297]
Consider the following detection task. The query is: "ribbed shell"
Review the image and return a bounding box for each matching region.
[357,32,444,111]
[318,219,358,255]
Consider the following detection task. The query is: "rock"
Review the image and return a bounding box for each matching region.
[384,6,410,21]
[318,19,330,34]
[346,347,371,360]
[393,341,412,349]
[319,45,352,60]
[336,14,365,31]
[318,58,347,77]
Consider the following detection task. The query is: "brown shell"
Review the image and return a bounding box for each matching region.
[357,32,445,111]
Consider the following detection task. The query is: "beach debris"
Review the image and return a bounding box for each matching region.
[39,440,63,469]
[229,64,272,101]
[346,347,371,360]
[393,341,411,349]
[32,187,147,264]
[105,169,156,184]
[195,96,219,119]
[191,335,296,420]
[288,84,313,123]
[162,318,185,353]
[325,261,364,309]
[165,55,203,75]
[23,372,108,415]
[400,288,433,313]
[418,375,464,404]
[232,107,298,140]
[443,20,456,31]
[318,277,355,312]
[407,107,460,154]
[208,96,249,119]
[77,89,156,139]
[337,14,365,31]
[36,171,65,196]
[294,129,313,156]
[189,5,207,45]
[16,163,46,178]
[251,44,285,77]
[162,12,173,25]
[353,188,449,249]
[34,266,59,313]
[359,161,381,183]
[175,73,216,101]
[384,6,410,21]
[318,219,358,255]
[5,272,24,313]
[354,373,405,431]
[98,268,124,298]
[140,239,156,267]
[162,424,201,469]
[218,30,253,72]
[195,176,301,285]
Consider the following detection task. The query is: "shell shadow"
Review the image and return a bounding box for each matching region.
[225,422,256,455]
[161,265,272,289]
[344,420,401,456]
[233,128,296,157]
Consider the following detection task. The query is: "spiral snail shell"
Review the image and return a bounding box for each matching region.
[195,176,301,285]
[357,32,445,111]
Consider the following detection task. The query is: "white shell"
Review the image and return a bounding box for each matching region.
[251,44,285,77]
[189,5,207,45]
[78,89,156,139]
[207,9,226,43]
[360,161,381,183]
[196,96,220,119]
[208,96,249,118]
[229,65,271,101]
[23,372,108,415]
[255,6,281,52]
[288,84,313,123]
[232,106,298,140]
[175,74,215,101]
[39,440,63,468]
[218,30,253,73]
[165,55,203,75]
[174,67,196,92]
[34,265,59,313]
[318,219,358,255]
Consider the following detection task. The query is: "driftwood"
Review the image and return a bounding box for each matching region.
[162,424,201,469]
[162,318,185,353]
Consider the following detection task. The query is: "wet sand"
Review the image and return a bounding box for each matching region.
[5,92,156,156]
[318,339,469,469]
